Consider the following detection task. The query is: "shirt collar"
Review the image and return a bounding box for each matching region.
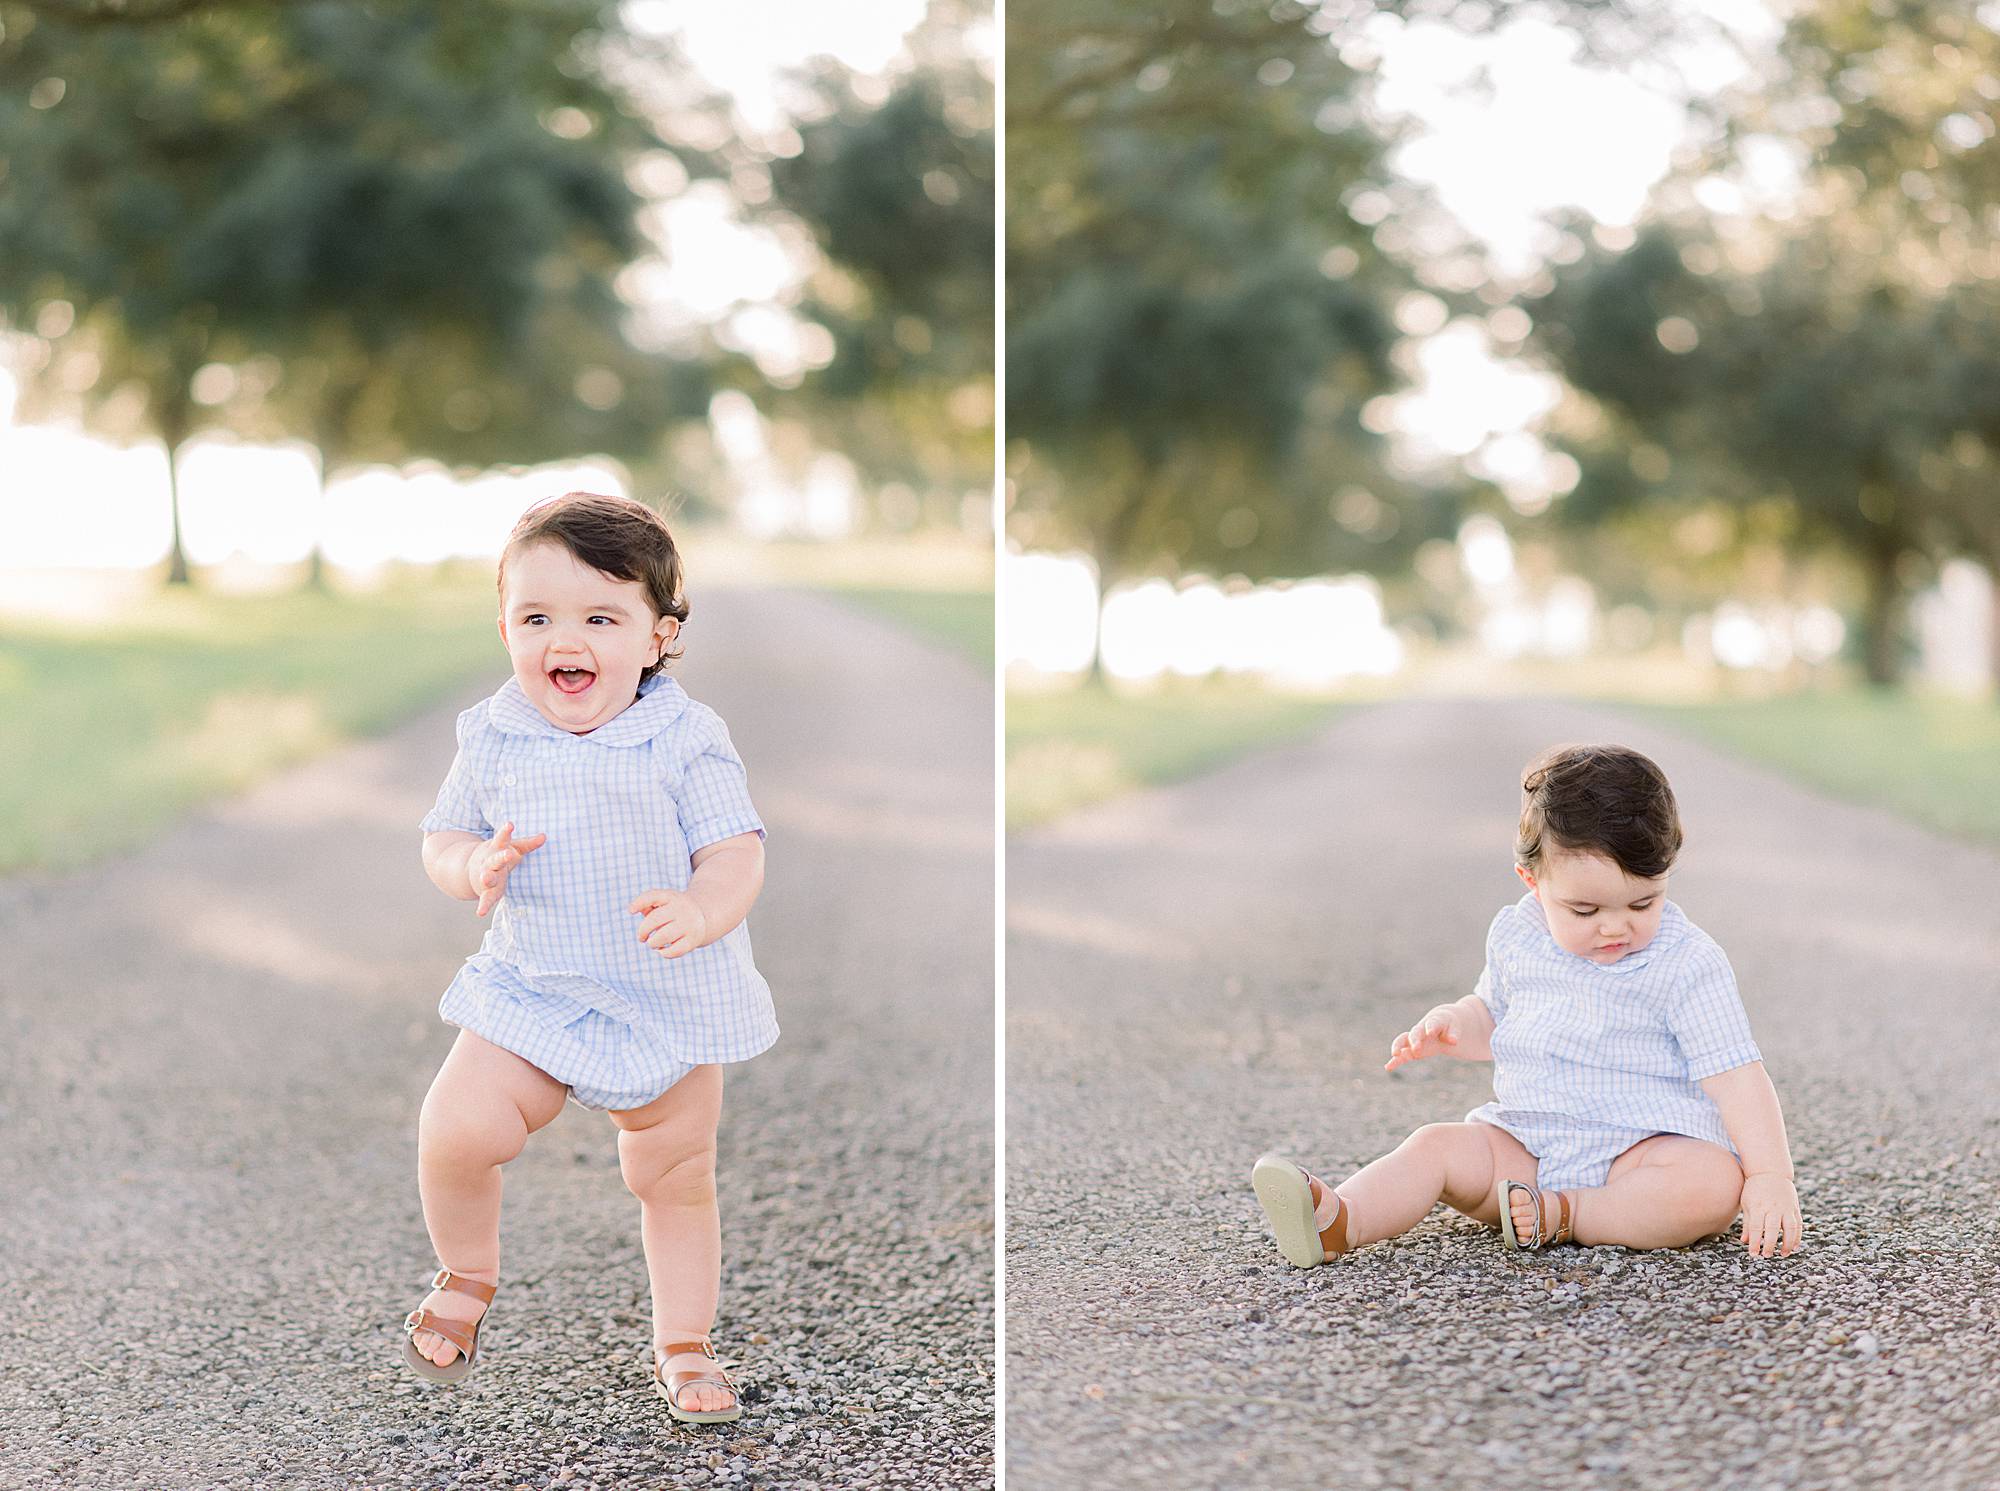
[486,671,690,747]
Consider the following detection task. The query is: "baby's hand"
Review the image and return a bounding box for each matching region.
[629,887,711,959]
[473,822,547,917]
[1385,1007,1461,1072]
[1739,1172,1803,1258]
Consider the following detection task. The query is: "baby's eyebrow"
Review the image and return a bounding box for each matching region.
[511,598,635,616]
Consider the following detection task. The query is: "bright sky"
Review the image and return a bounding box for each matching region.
[1364,2,1784,499]
[620,0,941,381]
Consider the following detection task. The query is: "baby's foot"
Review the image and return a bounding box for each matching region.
[657,1344,739,1416]
[1251,1154,1354,1266]
[1505,1183,1574,1247]
[408,1271,495,1368]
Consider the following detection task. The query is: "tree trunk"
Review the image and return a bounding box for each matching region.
[161,393,192,587]
[307,382,365,595]
[1859,534,1904,688]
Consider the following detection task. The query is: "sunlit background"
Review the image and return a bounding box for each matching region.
[0,0,993,614]
[1006,0,1997,702]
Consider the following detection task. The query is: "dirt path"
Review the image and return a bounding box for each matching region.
[0,586,994,1491]
[1006,696,2000,1491]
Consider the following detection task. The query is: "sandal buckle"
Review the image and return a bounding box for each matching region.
[431,1267,454,1290]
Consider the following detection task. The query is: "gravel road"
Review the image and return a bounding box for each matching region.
[1006,697,2000,1491]
[0,586,994,1490]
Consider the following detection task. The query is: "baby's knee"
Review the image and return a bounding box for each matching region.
[619,1130,716,1205]
[1687,1149,1746,1235]
[418,1096,525,1172]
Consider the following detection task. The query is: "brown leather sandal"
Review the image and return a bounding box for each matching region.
[401,1268,496,1383]
[654,1337,744,1424]
[1252,1154,1355,1268]
[1497,1179,1575,1249]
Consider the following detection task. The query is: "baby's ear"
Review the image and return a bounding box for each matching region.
[1513,863,1537,891]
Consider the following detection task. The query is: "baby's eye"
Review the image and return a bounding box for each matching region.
[1570,907,1597,917]
[588,615,616,625]
[522,613,548,625]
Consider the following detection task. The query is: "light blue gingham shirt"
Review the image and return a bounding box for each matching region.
[420,672,778,1069]
[1466,894,1760,1153]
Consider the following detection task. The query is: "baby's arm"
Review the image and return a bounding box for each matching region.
[1699,1060,1802,1257]
[1384,993,1496,1071]
[423,822,547,916]
[630,831,766,959]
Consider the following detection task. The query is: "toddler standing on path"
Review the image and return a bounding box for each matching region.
[401,492,774,1423]
[1255,744,1804,1265]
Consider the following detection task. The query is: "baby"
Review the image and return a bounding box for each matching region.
[1254,743,1803,1265]
[400,491,775,1423]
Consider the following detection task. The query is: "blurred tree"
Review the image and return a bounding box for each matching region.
[769,0,994,525]
[1006,0,1436,592]
[0,0,715,584]
[1527,0,2000,686]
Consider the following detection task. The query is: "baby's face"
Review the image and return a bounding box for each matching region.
[1518,851,1667,964]
[498,541,678,735]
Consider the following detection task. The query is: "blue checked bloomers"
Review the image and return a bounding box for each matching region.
[419,671,778,1110]
[1464,894,1761,1190]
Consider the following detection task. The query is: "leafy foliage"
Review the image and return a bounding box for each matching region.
[0,0,714,576]
[1006,0,1425,584]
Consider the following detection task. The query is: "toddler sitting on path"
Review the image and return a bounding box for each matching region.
[1255,744,1803,1264]
[401,492,775,1423]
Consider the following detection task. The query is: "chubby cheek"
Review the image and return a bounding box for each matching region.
[1545,915,1598,957]
[1628,907,1665,951]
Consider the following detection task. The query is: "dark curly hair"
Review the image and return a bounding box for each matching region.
[1516,744,1682,880]
[498,492,689,680]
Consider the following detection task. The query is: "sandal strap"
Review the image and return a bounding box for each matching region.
[404,1308,480,1357]
[1503,1181,1575,1248]
[656,1339,737,1409]
[1303,1170,1351,1256]
[429,1267,497,1304]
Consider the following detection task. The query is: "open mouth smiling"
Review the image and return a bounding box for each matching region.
[549,666,597,695]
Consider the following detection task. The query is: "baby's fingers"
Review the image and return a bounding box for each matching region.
[1744,1211,1779,1257]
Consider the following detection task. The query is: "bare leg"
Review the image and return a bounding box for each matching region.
[610,1065,730,1413]
[410,1029,567,1366]
[1309,1122,1541,1250]
[1531,1133,1743,1250]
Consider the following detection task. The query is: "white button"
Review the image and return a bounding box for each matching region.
[504,774,517,785]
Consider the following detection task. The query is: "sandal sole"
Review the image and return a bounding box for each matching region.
[1252,1154,1325,1268]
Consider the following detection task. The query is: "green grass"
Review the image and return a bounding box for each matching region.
[823,584,994,663]
[1624,691,2000,845]
[0,577,501,873]
[1006,681,1351,830]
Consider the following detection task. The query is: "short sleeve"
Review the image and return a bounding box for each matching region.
[677,708,766,851]
[1666,937,1762,1080]
[1473,907,1512,1022]
[418,707,491,837]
